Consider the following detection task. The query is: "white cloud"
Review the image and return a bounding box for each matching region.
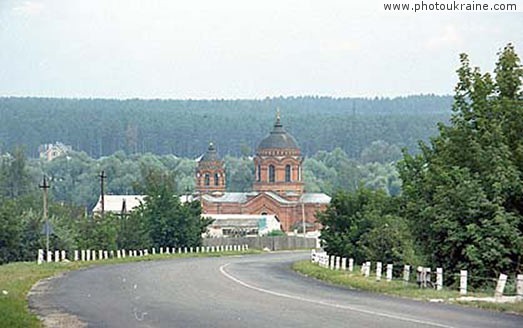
[12,1,44,17]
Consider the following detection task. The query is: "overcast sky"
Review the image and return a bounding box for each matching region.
[0,0,521,99]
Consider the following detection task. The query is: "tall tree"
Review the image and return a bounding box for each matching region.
[138,168,211,248]
[399,44,523,281]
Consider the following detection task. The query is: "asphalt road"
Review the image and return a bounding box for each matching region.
[30,251,523,328]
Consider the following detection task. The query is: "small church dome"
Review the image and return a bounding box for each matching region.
[257,111,299,151]
[200,142,220,162]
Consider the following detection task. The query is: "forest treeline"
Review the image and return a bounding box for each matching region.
[0,95,452,158]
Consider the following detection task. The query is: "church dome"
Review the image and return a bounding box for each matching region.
[257,113,299,150]
[200,142,219,162]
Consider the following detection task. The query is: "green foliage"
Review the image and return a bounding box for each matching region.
[399,44,523,282]
[317,188,416,266]
[360,140,402,164]
[303,148,401,196]
[138,168,211,248]
[0,96,451,159]
[267,230,286,237]
[0,150,213,264]
[0,147,33,198]
[224,155,254,192]
[0,200,23,264]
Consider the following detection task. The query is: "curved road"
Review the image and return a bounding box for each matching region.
[30,251,522,327]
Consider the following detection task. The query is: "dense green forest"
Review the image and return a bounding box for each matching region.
[0,95,452,158]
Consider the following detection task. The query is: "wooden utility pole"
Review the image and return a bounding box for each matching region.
[99,170,107,218]
[301,201,306,238]
[39,176,50,255]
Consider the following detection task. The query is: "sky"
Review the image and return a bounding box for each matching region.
[0,0,522,99]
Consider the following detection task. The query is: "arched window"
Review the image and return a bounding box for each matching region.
[285,165,291,182]
[257,165,261,182]
[214,173,219,186]
[269,165,275,182]
[204,174,210,186]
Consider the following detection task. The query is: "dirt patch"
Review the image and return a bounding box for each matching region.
[28,274,87,328]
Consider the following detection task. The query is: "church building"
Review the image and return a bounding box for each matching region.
[196,112,331,232]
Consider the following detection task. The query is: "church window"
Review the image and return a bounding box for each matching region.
[269,165,275,182]
[204,174,210,186]
[214,173,219,186]
[285,165,291,182]
[257,165,261,182]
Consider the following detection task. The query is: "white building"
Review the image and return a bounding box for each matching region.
[92,194,194,215]
[38,142,72,161]
[204,214,281,237]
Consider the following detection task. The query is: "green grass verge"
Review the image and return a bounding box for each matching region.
[0,249,260,328]
[292,260,523,315]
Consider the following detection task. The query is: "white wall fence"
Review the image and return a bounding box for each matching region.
[36,244,249,264]
[310,249,523,299]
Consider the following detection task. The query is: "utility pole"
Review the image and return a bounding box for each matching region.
[39,176,50,255]
[301,201,306,238]
[99,170,107,218]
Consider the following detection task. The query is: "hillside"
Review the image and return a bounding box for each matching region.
[0,95,452,158]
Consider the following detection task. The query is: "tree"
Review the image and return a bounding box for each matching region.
[138,168,211,248]
[0,147,32,198]
[399,44,523,282]
[317,188,415,265]
[0,200,22,264]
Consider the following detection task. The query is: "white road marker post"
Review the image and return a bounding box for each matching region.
[495,273,508,298]
[365,261,371,277]
[436,268,443,291]
[460,270,468,295]
[37,249,44,265]
[386,264,393,282]
[516,274,523,298]
[341,258,347,271]
[403,265,410,284]
[376,262,382,281]
[348,258,354,272]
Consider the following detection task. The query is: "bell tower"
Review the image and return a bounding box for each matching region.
[253,110,304,199]
[196,142,226,195]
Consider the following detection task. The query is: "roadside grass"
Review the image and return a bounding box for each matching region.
[0,249,260,328]
[292,260,523,315]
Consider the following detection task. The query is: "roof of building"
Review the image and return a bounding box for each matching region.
[201,192,255,203]
[202,191,331,205]
[300,193,332,204]
[257,112,299,150]
[92,194,195,213]
[199,142,220,162]
[92,195,145,213]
